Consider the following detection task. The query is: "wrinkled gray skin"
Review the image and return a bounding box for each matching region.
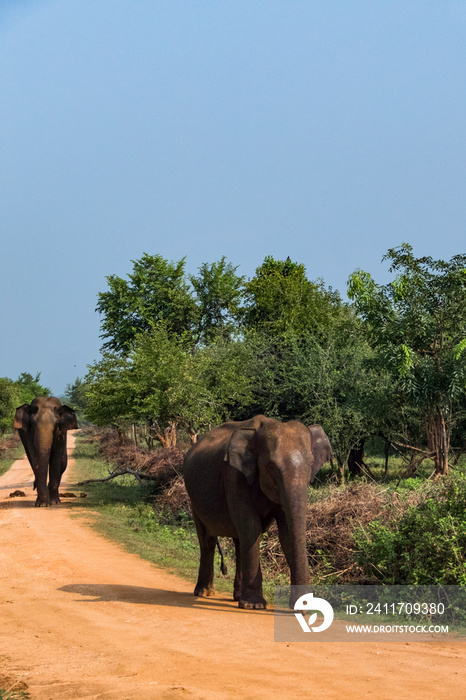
[14,397,78,507]
[183,415,324,610]
[308,425,333,482]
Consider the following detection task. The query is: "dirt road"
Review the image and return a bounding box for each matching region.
[0,434,464,699]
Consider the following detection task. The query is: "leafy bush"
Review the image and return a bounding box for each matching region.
[354,475,466,584]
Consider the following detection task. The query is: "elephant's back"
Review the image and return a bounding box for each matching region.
[183,425,236,537]
[183,424,230,488]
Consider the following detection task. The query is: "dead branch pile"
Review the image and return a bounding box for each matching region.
[152,476,192,520]
[92,429,191,515]
[96,430,185,484]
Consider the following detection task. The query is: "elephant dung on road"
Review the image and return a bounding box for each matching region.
[14,396,78,507]
[183,414,329,610]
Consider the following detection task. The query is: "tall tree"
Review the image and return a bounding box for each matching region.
[243,256,340,338]
[96,254,198,353]
[348,244,466,475]
[0,378,20,435]
[243,308,383,481]
[64,377,89,412]
[15,372,51,404]
[84,354,134,433]
[189,257,245,344]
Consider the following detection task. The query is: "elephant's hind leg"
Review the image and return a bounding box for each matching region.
[193,513,217,597]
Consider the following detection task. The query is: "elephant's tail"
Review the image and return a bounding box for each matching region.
[33,480,37,491]
[216,539,228,576]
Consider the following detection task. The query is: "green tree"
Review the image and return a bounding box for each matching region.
[127,322,202,445]
[189,257,245,344]
[192,331,257,424]
[244,309,383,481]
[63,376,90,425]
[64,377,88,411]
[84,354,135,434]
[96,253,198,353]
[243,256,340,338]
[15,372,51,404]
[348,244,466,475]
[0,378,21,435]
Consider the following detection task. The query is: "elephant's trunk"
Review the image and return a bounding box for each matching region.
[281,483,310,587]
[34,425,54,505]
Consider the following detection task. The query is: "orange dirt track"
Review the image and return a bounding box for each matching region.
[0,433,464,699]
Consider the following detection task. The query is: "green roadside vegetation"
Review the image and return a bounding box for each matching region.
[0,687,30,700]
[0,439,24,478]
[0,658,30,700]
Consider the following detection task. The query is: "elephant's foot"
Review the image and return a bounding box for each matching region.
[35,496,52,507]
[48,485,61,504]
[238,595,267,610]
[194,584,215,597]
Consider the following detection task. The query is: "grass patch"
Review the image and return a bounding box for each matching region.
[0,673,30,700]
[0,437,24,478]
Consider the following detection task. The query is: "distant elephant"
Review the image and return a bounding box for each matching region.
[14,396,78,507]
[308,424,333,481]
[183,415,321,610]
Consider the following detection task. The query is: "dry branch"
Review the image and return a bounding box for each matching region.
[77,469,161,485]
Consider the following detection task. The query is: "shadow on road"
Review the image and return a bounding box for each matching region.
[58,583,273,615]
[0,495,90,510]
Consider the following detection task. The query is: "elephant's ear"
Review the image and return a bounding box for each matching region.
[225,428,256,485]
[14,404,31,431]
[57,405,78,431]
[308,425,333,476]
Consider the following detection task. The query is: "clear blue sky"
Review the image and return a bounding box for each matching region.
[1,0,465,395]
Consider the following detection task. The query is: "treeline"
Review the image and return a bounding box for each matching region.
[66,244,466,480]
[0,373,51,434]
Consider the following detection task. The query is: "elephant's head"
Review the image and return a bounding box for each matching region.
[308,425,333,483]
[226,417,313,498]
[14,397,78,440]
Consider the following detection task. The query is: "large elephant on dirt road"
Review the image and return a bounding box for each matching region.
[14,396,78,507]
[183,414,324,610]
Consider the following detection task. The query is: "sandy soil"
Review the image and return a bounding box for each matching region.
[0,433,465,699]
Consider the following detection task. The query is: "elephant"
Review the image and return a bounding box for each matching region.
[14,396,78,507]
[183,414,325,610]
[308,424,333,481]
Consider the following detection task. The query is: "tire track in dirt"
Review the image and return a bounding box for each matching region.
[0,433,464,699]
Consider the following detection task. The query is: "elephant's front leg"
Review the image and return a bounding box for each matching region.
[34,469,52,507]
[48,435,66,504]
[193,513,217,597]
[236,527,267,609]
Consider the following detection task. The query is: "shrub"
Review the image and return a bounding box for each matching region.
[354,475,466,584]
